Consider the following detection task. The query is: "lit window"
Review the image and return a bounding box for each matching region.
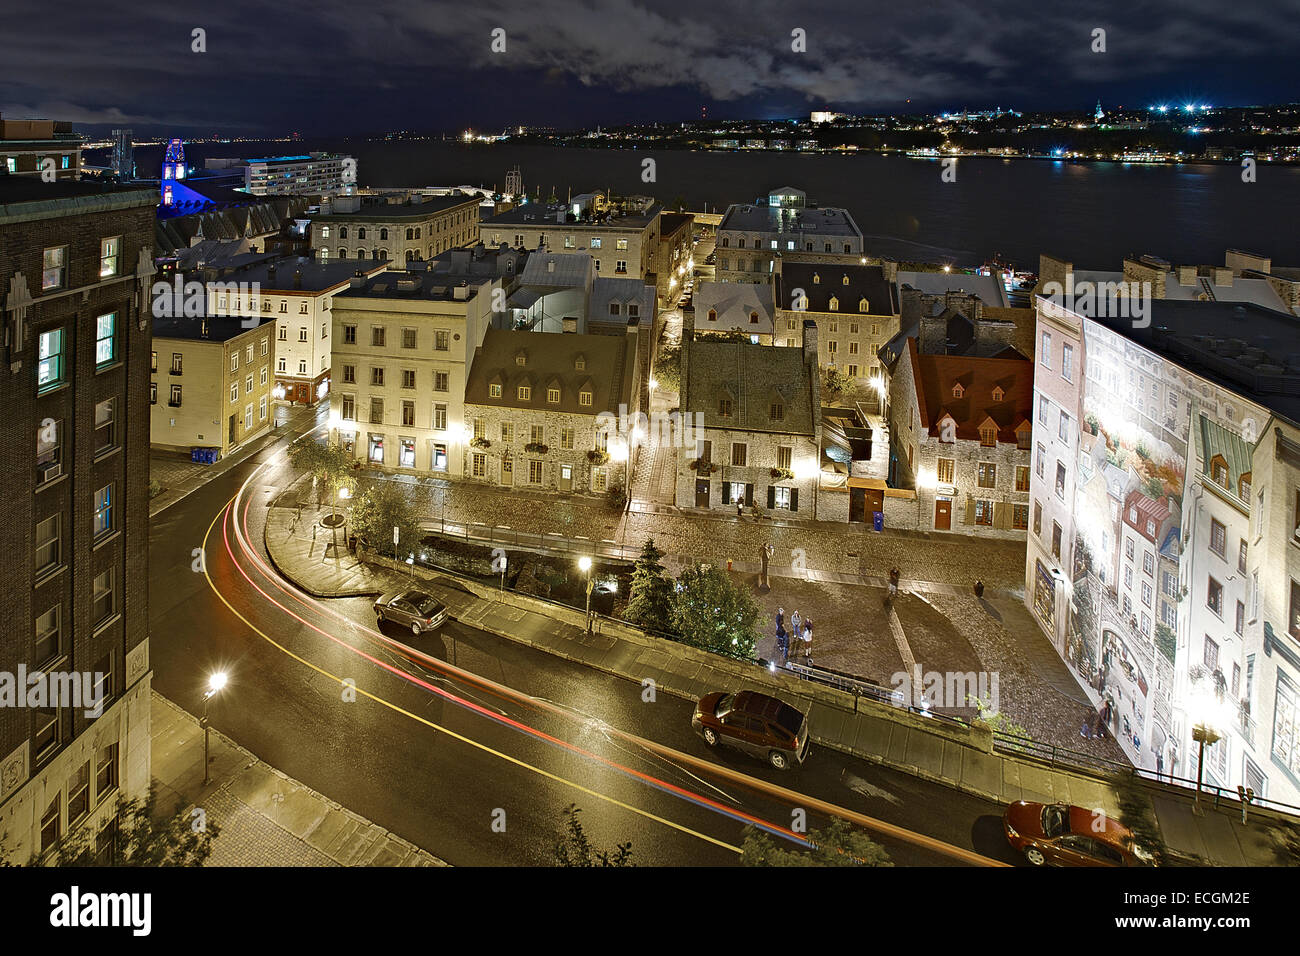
[99,237,120,278]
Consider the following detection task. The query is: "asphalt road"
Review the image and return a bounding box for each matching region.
[148,415,1026,866]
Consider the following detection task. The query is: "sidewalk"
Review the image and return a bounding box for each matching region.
[149,402,323,518]
[151,693,445,866]
[263,504,1289,866]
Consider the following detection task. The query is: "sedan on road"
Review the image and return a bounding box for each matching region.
[691,690,810,770]
[1003,801,1155,867]
[374,589,449,636]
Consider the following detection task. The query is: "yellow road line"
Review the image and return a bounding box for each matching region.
[200,501,743,857]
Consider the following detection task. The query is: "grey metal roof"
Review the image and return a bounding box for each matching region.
[897,271,1009,308]
[464,328,637,416]
[520,252,594,288]
[692,281,775,335]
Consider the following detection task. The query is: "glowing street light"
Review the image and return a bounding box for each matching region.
[578,556,594,634]
[201,671,228,786]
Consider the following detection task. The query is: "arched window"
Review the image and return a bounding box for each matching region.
[859,297,869,312]
[338,248,347,259]
[358,227,367,240]
[415,227,421,239]
[405,228,414,240]
[828,296,839,311]
[339,226,348,239]
[380,228,389,240]
[707,309,718,322]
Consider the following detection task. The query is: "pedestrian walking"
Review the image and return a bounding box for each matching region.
[775,622,789,666]
[790,611,802,644]
[736,498,744,518]
[801,620,813,663]
[888,567,900,598]
[775,606,785,633]
[973,579,985,598]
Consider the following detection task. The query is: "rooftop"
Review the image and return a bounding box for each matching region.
[314,192,479,222]
[484,200,661,230]
[0,177,155,220]
[719,202,862,238]
[908,337,1034,443]
[464,328,637,416]
[204,255,385,293]
[337,269,492,302]
[153,312,273,343]
[898,270,1010,309]
[683,337,816,435]
[779,262,898,315]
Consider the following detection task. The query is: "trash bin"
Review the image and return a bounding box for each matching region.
[872,510,884,532]
[191,447,203,463]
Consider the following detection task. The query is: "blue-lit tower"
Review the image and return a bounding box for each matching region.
[161,138,186,206]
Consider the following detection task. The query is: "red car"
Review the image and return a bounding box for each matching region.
[691,690,810,770]
[1003,801,1155,867]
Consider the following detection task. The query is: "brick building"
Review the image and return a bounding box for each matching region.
[0,178,156,861]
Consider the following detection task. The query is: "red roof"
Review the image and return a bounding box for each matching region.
[1122,489,1171,542]
[909,338,1034,444]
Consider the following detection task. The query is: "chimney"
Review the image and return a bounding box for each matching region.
[562,316,578,333]
[802,318,818,369]
[681,308,695,409]
[547,258,555,273]
[1176,265,1196,286]
[1212,266,1233,287]
[453,282,469,300]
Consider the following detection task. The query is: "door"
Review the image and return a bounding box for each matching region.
[559,464,573,492]
[501,459,513,486]
[695,479,710,507]
[935,499,952,531]
[228,414,237,445]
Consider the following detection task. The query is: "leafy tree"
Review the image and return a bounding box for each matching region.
[624,538,674,634]
[605,473,627,511]
[670,564,759,660]
[1109,772,1167,866]
[741,818,892,866]
[821,365,860,405]
[554,804,633,867]
[288,439,357,554]
[30,784,219,867]
[351,480,421,560]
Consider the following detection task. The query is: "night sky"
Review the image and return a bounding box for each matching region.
[3,0,1298,136]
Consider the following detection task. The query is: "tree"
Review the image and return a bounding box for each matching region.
[670,564,759,660]
[288,438,357,555]
[554,805,633,866]
[624,538,674,634]
[821,365,860,406]
[350,480,421,560]
[741,818,892,866]
[31,783,219,867]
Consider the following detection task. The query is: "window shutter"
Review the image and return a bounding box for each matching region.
[745,483,754,507]
[722,484,731,505]
[767,486,776,509]
[790,488,799,512]
[994,501,1008,529]
[964,496,975,525]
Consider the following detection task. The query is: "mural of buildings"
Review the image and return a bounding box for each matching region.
[1026,253,1300,805]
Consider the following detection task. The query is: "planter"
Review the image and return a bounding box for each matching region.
[525,443,550,455]
[470,438,491,450]
[587,449,610,465]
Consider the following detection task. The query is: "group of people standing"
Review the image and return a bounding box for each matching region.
[774,607,813,666]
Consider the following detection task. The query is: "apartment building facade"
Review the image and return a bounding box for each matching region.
[329,270,499,476]
[675,315,822,517]
[0,179,156,862]
[462,328,641,495]
[204,257,386,405]
[312,192,480,265]
[775,262,900,382]
[149,313,277,457]
[715,188,863,284]
[243,153,357,197]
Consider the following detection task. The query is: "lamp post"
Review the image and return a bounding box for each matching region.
[1192,723,1222,815]
[579,555,593,634]
[201,671,227,786]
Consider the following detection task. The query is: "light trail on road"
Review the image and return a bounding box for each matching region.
[202,445,1006,866]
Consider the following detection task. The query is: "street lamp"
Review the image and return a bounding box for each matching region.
[201,671,227,786]
[578,556,593,634]
[1188,672,1231,814]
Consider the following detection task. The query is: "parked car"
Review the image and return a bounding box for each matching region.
[1003,801,1155,867]
[374,589,449,636]
[691,690,810,770]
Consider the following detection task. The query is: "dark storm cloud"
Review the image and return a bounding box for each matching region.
[1,0,1297,132]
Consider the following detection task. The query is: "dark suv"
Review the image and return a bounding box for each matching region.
[691,691,810,770]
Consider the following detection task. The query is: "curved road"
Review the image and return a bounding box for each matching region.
[149,423,1025,866]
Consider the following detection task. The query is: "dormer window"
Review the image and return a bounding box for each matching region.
[489,383,502,398]
[517,385,531,401]
[992,386,1005,401]
[979,425,996,447]
[708,309,718,322]
[515,350,527,366]
[749,311,759,324]
[828,296,839,311]
[770,402,784,422]
[574,355,586,371]
[812,273,820,284]
[579,389,592,406]
[1211,455,1229,489]
[719,397,733,417]
[1239,472,1252,501]
[842,275,849,285]
[858,298,869,312]
[952,383,964,399]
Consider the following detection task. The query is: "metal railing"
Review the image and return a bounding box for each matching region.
[418,517,639,563]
